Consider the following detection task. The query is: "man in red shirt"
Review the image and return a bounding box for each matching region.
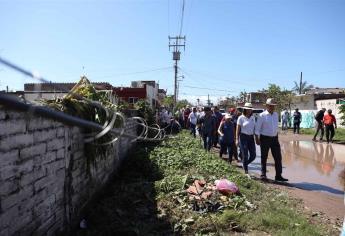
[323,109,337,143]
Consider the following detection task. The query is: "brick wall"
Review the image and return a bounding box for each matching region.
[0,108,137,235]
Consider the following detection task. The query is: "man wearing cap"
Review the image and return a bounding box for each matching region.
[255,98,288,181]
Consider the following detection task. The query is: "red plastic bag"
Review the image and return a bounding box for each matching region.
[215,179,239,195]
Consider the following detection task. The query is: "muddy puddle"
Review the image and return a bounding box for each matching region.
[249,136,345,197]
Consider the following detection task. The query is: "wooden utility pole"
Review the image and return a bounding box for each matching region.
[299,72,303,95]
[169,36,186,108]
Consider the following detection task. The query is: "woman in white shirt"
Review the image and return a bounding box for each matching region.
[236,103,256,174]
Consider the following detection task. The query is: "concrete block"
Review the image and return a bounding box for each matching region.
[47,139,64,152]
[0,110,6,120]
[18,158,34,175]
[33,129,57,143]
[0,149,19,166]
[35,215,56,235]
[1,186,33,210]
[20,143,46,160]
[20,166,46,187]
[0,133,34,152]
[0,180,19,196]
[0,205,19,228]
[0,165,19,180]
[56,127,65,138]
[46,159,65,175]
[34,176,54,192]
[0,119,26,137]
[56,149,65,160]
[9,212,32,232]
[27,117,56,131]
[42,151,57,165]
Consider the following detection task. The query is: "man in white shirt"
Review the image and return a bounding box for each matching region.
[188,107,198,138]
[255,98,288,182]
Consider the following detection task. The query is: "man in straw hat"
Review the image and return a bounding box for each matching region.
[255,98,288,182]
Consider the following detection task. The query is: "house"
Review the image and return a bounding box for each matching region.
[113,80,161,109]
[23,81,116,104]
[236,92,267,109]
[290,91,345,128]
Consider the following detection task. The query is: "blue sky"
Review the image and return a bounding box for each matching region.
[0,0,344,104]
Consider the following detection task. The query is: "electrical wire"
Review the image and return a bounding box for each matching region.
[179,0,186,36]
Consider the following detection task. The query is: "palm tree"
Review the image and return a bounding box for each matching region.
[292,81,314,94]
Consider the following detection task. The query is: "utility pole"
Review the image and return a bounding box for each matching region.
[169,36,186,108]
[299,72,303,95]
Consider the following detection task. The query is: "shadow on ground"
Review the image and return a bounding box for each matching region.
[72,143,173,236]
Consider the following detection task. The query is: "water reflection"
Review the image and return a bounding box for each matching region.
[253,140,345,195]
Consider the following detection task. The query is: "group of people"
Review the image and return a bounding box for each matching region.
[313,108,337,143]
[188,98,288,182]
[281,108,302,134]
[281,107,338,143]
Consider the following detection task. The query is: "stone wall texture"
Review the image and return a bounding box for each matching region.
[0,108,137,235]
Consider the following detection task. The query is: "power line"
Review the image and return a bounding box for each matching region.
[91,66,173,79]
[179,0,185,36]
[183,85,236,93]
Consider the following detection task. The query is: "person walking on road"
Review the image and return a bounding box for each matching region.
[236,103,256,174]
[323,109,337,143]
[218,114,235,163]
[281,109,290,131]
[188,107,198,138]
[255,98,288,182]
[313,108,326,142]
[199,106,217,151]
[293,108,302,134]
[213,106,223,148]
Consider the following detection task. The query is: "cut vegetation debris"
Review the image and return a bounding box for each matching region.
[74,131,338,235]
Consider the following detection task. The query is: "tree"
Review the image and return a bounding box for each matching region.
[339,104,345,126]
[162,95,174,109]
[176,99,191,110]
[292,81,314,94]
[238,91,248,103]
[263,84,293,113]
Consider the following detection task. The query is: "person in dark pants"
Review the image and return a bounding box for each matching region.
[199,106,217,151]
[218,114,235,163]
[312,108,326,142]
[255,98,288,182]
[213,106,223,147]
[323,109,337,143]
[293,108,302,134]
[230,108,240,161]
[236,103,256,174]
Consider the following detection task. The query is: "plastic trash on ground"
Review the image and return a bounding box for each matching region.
[214,179,239,195]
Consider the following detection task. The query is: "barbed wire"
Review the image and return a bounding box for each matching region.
[0,56,169,144]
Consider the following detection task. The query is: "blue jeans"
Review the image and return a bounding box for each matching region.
[240,133,256,172]
[203,134,213,151]
[190,123,196,138]
[220,141,234,163]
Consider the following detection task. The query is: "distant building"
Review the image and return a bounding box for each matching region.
[113,80,161,109]
[305,87,345,95]
[23,81,116,103]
